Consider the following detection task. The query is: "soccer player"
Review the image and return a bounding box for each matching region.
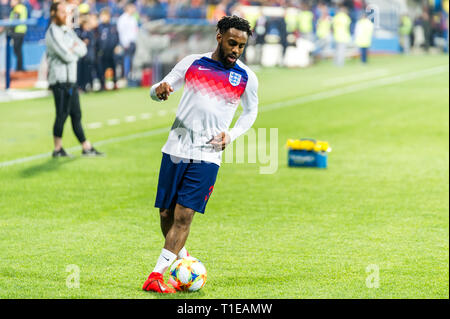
[142,16,259,293]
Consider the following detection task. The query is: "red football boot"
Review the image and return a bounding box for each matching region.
[167,277,182,291]
[142,272,176,293]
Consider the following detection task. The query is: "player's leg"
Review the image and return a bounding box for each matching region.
[144,154,187,293]
[154,153,187,240]
[144,204,194,293]
[159,208,174,237]
[160,208,190,259]
[165,160,218,291]
[163,204,195,291]
[164,204,195,255]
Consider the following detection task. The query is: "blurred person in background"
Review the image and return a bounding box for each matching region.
[46,1,103,157]
[417,9,432,52]
[298,1,314,41]
[0,0,10,21]
[276,14,288,64]
[332,5,351,66]
[9,0,28,72]
[211,0,227,22]
[399,13,413,54]
[0,0,10,36]
[75,14,96,91]
[253,7,266,65]
[117,2,139,80]
[444,0,449,52]
[285,6,299,37]
[66,0,81,28]
[97,7,120,90]
[354,11,374,64]
[314,2,332,58]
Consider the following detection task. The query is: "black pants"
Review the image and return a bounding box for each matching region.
[77,58,94,91]
[51,83,86,143]
[11,32,25,71]
[98,54,116,89]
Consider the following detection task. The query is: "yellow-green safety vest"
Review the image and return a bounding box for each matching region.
[400,16,413,35]
[285,11,299,33]
[9,3,28,34]
[332,12,351,43]
[355,18,374,48]
[298,10,314,34]
[316,17,331,39]
[245,12,259,30]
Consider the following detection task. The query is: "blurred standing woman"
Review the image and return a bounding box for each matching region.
[45,1,103,157]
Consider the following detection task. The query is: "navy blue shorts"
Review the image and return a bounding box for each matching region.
[154,153,219,214]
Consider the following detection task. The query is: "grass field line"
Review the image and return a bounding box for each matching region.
[321,68,390,86]
[86,110,175,130]
[262,64,449,112]
[0,64,448,169]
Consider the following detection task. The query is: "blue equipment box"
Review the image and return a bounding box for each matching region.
[288,149,328,168]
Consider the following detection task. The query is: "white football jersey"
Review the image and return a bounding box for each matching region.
[150,52,259,166]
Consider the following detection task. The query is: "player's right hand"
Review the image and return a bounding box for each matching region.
[155,82,174,101]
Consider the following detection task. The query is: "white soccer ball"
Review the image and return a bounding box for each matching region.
[169,256,207,292]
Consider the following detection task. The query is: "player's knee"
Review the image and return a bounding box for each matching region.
[159,209,173,220]
[173,207,194,228]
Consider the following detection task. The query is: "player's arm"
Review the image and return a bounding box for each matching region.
[208,70,259,150]
[152,82,174,101]
[150,55,197,102]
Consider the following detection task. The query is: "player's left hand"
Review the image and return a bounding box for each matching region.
[207,132,231,151]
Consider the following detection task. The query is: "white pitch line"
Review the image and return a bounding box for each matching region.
[262,65,449,112]
[125,115,137,122]
[86,122,103,129]
[0,64,447,168]
[107,119,121,126]
[322,68,390,86]
[157,110,168,116]
[140,113,152,119]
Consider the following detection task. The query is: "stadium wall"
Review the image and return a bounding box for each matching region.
[7,41,45,71]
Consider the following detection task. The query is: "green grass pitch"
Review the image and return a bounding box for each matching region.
[0,55,448,298]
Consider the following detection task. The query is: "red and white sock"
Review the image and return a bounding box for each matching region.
[152,248,177,275]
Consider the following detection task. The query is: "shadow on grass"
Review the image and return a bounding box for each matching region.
[19,157,79,178]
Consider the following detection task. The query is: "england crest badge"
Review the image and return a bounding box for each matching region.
[229,71,241,87]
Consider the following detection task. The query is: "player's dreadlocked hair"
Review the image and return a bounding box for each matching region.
[216,15,253,37]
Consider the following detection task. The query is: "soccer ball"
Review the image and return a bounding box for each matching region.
[169,256,207,292]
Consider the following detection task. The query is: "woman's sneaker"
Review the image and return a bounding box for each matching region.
[82,147,104,157]
[52,148,72,158]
